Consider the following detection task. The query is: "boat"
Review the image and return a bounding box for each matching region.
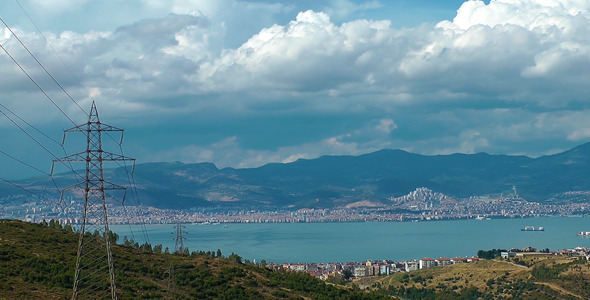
[521,226,544,231]
[578,231,590,236]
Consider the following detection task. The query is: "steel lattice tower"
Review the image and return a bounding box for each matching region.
[167,221,187,292]
[173,221,187,254]
[54,102,134,300]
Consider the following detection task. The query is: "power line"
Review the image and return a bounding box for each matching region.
[15,0,90,115]
[3,2,152,271]
[3,3,141,195]
[1,5,95,189]
[59,102,133,300]
[0,103,62,146]
[0,176,56,203]
[111,156,151,245]
[0,153,63,205]
[0,102,83,185]
[0,40,77,126]
[0,106,77,208]
[0,149,51,175]
[0,14,87,115]
[0,105,84,184]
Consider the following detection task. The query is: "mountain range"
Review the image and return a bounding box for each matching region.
[4,142,590,210]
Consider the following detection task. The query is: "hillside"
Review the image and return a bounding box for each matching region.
[0,219,387,299]
[3,142,590,210]
[3,222,590,299]
[359,254,590,299]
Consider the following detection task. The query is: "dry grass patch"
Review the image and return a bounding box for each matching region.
[371,259,528,293]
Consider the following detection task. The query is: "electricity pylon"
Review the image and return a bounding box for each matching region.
[167,221,187,292]
[173,220,188,254]
[53,101,135,300]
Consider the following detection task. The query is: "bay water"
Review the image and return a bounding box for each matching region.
[111,216,590,263]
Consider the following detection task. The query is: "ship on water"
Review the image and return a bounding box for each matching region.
[578,231,590,236]
[521,226,544,231]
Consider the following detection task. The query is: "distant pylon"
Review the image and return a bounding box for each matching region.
[173,220,187,254]
[53,102,135,300]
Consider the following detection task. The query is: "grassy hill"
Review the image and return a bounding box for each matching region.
[357,254,590,299]
[4,219,590,299]
[0,219,387,299]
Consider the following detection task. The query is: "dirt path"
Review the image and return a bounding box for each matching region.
[535,281,584,299]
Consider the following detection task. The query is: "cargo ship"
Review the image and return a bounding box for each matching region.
[578,231,590,236]
[521,226,544,231]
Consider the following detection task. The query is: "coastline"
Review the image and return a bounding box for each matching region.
[111,216,590,264]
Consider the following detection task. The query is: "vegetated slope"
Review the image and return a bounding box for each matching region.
[5,142,590,210]
[360,256,590,299]
[126,141,590,208]
[0,219,387,300]
[516,142,590,202]
[232,149,533,199]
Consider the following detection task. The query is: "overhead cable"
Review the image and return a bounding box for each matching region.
[0,15,88,116]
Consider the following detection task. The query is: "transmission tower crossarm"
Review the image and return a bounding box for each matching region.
[59,102,129,300]
[54,151,135,163]
[64,122,124,133]
[60,180,128,191]
[51,152,135,178]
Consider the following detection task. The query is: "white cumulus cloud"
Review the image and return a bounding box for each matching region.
[198,10,395,93]
[3,0,590,172]
[568,128,590,141]
[376,118,397,133]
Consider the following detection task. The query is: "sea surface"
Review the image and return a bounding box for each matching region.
[110,216,590,263]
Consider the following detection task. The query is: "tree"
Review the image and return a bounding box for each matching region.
[123,236,133,247]
[477,249,506,260]
[49,219,62,230]
[342,269,352,280]
[229,253,242,264]
[63,224,73,233]
[140,242,152,252]
[108,231,119,244]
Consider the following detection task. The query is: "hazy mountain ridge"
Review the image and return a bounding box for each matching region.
[3,142,590,210]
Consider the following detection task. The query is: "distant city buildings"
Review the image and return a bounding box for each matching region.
[4,191,590,284]
[271,255,480,280]
[3,190,590,225]
[271,246,590,281]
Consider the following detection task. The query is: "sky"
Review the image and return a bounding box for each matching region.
[1,0,590,179]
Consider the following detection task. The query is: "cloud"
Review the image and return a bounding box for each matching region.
[146,126,394,169]
[400,0,590,104]
[197,10,395,93]
[3,0,590,175]
[442,0,590,32]
[459,130,489,153]
[568,129,590,141]
[1,27,10,41]
[375,118,397,134]
[10,1,589,114]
